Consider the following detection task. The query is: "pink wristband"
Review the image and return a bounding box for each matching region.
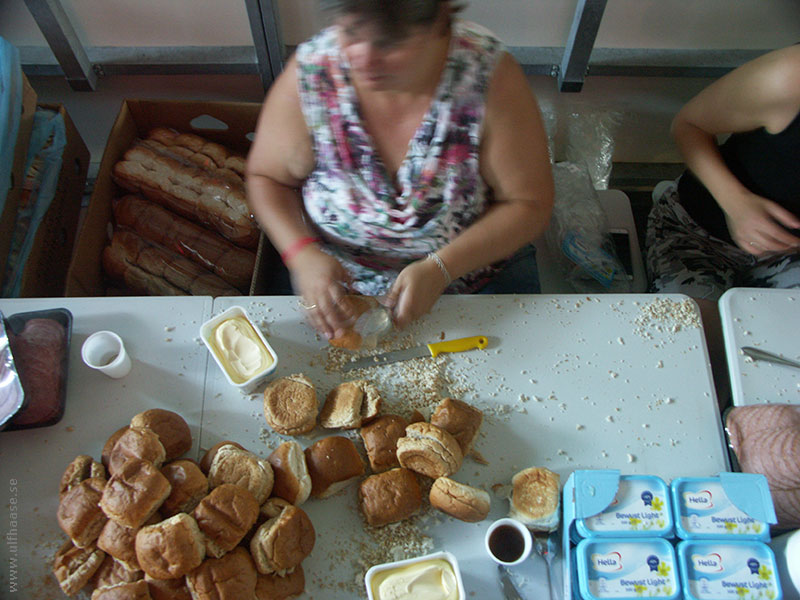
[280,236,321,264]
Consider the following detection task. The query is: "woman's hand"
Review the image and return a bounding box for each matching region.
[385,257,449,329]
[288,247,356,339]
[724,191,800,256]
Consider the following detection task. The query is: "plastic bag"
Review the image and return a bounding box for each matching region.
[546,162,630,293]
[564,108,622,190]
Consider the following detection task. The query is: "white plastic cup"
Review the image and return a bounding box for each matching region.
[485,517,533,566]
[771,529,800,600]
[81,331,132,378]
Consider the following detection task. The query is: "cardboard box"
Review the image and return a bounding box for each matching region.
[0,73,38,280]
[65,99,277,297]
[16,104,90,297]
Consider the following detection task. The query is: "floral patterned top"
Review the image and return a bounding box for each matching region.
[296,20,504,294]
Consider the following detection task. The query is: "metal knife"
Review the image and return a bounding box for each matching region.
[341,335,488,371]
[497,564,525,600]
[741,346,800,370]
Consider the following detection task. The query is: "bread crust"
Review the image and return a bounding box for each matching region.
[430,397,483,456]
[192,483,259,558]
[359,468,422,527]
[255,564,305,600]
[144,573,192,600]
[429,477,490,522]
[304,436,364,498]
[90,579,151,600]
[508,466,560,532]
[102,427,130,470]
[100,459,172,529]
[130,409,192,462]
[186,547,257,600]
[267,441,312,505]
[199,441,246,474]
[58,477,108,548]
[320,380,381,429]
[53,540,106,596]
[359,414,408,473]
[249,505,315,575]
[207,446,274,505]
[135,513,206,580]
[159,460,209,517]
[107,428,167,476]
[396,422,463,479]
[263,374,318,435]
[60,455,106,500]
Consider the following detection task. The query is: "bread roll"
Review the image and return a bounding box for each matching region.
[430,397,483,456]
[509,466,560,532]
[304,436,365,498]
[328,295,378,350]
[160,460,208,517]
[135,513,206,580]
[359,414,408,473]
[91,580,152,600]
[97,512,160,571]
[144,573,192,600]
[107,428,167,476]
[359,468,422,527]
[185,547,257,600]
[267,441,312,505]
[130,409,192,462]
[249,505,315,575]
[199,440,246,474]
[100,459,171,529]
[52,540,106,596]
[255,565,305,600]
[320,380,381,429]
[207,445,273,505]
[396,422,463,479]
[91,555,143,590]
[103,427,130,470]
[192,483,259,558]
[58,477,108,548]
[60,455,106,500]
[260,497,293,520]
[263,374,318,436]
[429,477,490,522]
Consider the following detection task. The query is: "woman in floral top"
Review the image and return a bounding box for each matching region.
[246,0,553,339]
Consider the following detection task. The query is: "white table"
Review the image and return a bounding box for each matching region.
[0,296,213,598]
[204,294,728,599]
[719,287,800,406]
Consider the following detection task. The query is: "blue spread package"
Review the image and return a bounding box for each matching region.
[575,475,673,539]
[671,476,774,542]
[576,537,680,600]
[677,540,782,600]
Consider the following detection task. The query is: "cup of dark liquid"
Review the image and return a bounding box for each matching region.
[484,518,533,566]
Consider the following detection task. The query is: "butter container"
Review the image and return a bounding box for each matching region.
[671,477,771,542]
[677,540,782,600]
[575,537,680,600]
[200,305,277,392]
[364,551,464,600]
[575,475,673,540]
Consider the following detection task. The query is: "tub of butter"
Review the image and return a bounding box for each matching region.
[677,540,782,600]
[200,306,277,392]
[576,537,680,600]
[364,551,464,600]
[574,475,673,540]
[671,477,770,542]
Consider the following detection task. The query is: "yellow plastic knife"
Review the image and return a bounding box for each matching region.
[341,335,488,371]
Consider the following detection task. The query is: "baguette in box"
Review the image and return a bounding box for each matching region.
[112,139,258,248]
[113,195,255,291]
[103,230,239,296]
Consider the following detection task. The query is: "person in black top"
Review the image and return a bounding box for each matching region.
[645,44,800,405]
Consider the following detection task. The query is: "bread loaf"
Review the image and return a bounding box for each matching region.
[112,140,258,248]
[103,230,239,297]
[113,195,255,291]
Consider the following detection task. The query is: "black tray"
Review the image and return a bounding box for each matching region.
[3,308,72,430]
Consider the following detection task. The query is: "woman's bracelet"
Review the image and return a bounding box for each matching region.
[426,251,452,286]
[280,236,321,264]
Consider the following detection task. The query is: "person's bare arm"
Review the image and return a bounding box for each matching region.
[388,52,554,327]
[671,45,800,254]
[246,55,354,338]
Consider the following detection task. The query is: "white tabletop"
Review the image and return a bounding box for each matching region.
[0,296,213,598]
[204,294,728,600]
[718,287,800,406]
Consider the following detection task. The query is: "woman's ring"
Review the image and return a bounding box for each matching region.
[298,300,317,310]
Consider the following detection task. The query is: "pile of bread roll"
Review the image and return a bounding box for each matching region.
[262,374,495,528]
[103,128,258,296]
[726,403,800,529]
[53,409,311,599]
